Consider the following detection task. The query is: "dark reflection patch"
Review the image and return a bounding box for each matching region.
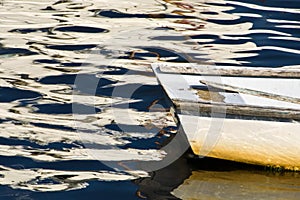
[0,87,41,102]
[0,47,37,56]
[95,84,170,112]
[0,136,79,150]
[33,103,101,114]
[9,27,50,34]
[34,59,60,64]
[54,26,109,33]
[39,74,116,86]
[96,9,195,19]
[47,44,97,51]
[0,155,113,171]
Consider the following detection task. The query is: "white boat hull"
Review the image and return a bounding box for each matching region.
[179,114,300,170]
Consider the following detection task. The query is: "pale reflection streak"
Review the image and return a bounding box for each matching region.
[0,165,139,192]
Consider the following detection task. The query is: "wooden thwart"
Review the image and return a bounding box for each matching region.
[159,64,300,77]
[200,80,300,104]
[173,98,300,120]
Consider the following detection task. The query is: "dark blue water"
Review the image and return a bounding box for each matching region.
[0,0,300,199]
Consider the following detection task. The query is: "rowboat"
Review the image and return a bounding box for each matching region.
[151,63,300,170]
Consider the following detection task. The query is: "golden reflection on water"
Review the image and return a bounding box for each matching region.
[172,170,300,200]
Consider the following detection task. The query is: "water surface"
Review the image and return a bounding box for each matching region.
[0,0,300,199]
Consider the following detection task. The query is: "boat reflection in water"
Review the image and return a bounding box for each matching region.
[135,155,191,200]
[136,156,300,200]
[172,169,300,200]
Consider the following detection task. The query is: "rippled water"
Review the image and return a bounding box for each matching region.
[0,0,300,199]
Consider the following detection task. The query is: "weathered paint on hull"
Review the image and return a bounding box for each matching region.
[179,114,300,170]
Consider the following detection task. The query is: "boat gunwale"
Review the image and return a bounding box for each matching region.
[159,63,300,78]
